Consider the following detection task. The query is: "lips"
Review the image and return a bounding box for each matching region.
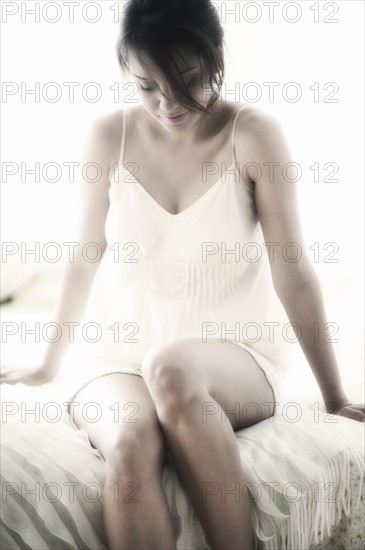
[167,112,187,119]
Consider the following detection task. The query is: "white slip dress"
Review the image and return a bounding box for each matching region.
[55,105,293,416]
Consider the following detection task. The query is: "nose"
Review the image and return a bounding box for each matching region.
[158,87,179,113]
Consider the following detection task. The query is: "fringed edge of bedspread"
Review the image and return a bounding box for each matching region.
[250,446,365,550]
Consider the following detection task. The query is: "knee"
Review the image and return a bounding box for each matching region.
[141,344,202,419]
[142,344,189,396]
[105,425,166,475]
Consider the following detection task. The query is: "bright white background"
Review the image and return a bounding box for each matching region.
[1,1,364,401]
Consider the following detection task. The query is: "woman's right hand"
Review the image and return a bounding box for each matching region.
[0,364,57,386]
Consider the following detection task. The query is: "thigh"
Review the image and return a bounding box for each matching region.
[146,338,276,431]
[70,373,165,461]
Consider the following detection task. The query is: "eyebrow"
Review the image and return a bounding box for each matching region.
[132,67,197,80]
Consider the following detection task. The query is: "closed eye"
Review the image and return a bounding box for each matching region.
[140,77,196,92]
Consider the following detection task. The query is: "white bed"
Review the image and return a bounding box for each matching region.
[1,269,364,549]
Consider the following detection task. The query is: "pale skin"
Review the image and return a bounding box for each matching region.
[1,47,364,550]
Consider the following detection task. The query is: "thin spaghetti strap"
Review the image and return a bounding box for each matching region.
[231,106,247,166]
[118,110,127,166]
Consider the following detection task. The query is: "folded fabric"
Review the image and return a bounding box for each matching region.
[1,383,364,549]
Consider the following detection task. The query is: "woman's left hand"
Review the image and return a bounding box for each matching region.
[326,401,365,422]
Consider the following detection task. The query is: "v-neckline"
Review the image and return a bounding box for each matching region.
[120,162,236,219]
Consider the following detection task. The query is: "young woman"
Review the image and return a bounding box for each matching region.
[1,1,364,549]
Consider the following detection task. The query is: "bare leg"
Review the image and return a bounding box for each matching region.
[153,390,255,550]
[71,373,177,550]
[142,339,275,550]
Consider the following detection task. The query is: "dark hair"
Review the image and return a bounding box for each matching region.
[116,0,225,115]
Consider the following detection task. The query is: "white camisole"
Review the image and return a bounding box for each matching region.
[56,105,292,414]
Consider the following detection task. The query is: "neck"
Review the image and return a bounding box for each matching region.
[150,99,223,149]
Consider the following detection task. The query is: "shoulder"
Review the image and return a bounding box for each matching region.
[88,107,129,140]
[228,103,294,189]
[91,106,142,135]
[233,103,286,143]
[232,104,292,169]
[85,106,140,163]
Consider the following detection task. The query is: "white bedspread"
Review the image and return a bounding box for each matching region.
[1,281,364,549]
[1,380,364,550]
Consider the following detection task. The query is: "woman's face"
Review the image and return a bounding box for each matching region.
[128,49,215,133]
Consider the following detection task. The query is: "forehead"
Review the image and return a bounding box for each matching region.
[129,48,200,79]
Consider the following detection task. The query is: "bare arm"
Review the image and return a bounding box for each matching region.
[237,108,363,420]
[38,112,121,376]
[40,264,101,375]
[0,110,126,385]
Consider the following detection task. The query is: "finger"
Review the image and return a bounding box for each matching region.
[348,405,365,414]
[0,373,24,384]
[0,368,18,375]
[0,369,27,377]
[0,375,17,382]
[0,374,13,382]
[0,372,20,384]
[339,409,365,422]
